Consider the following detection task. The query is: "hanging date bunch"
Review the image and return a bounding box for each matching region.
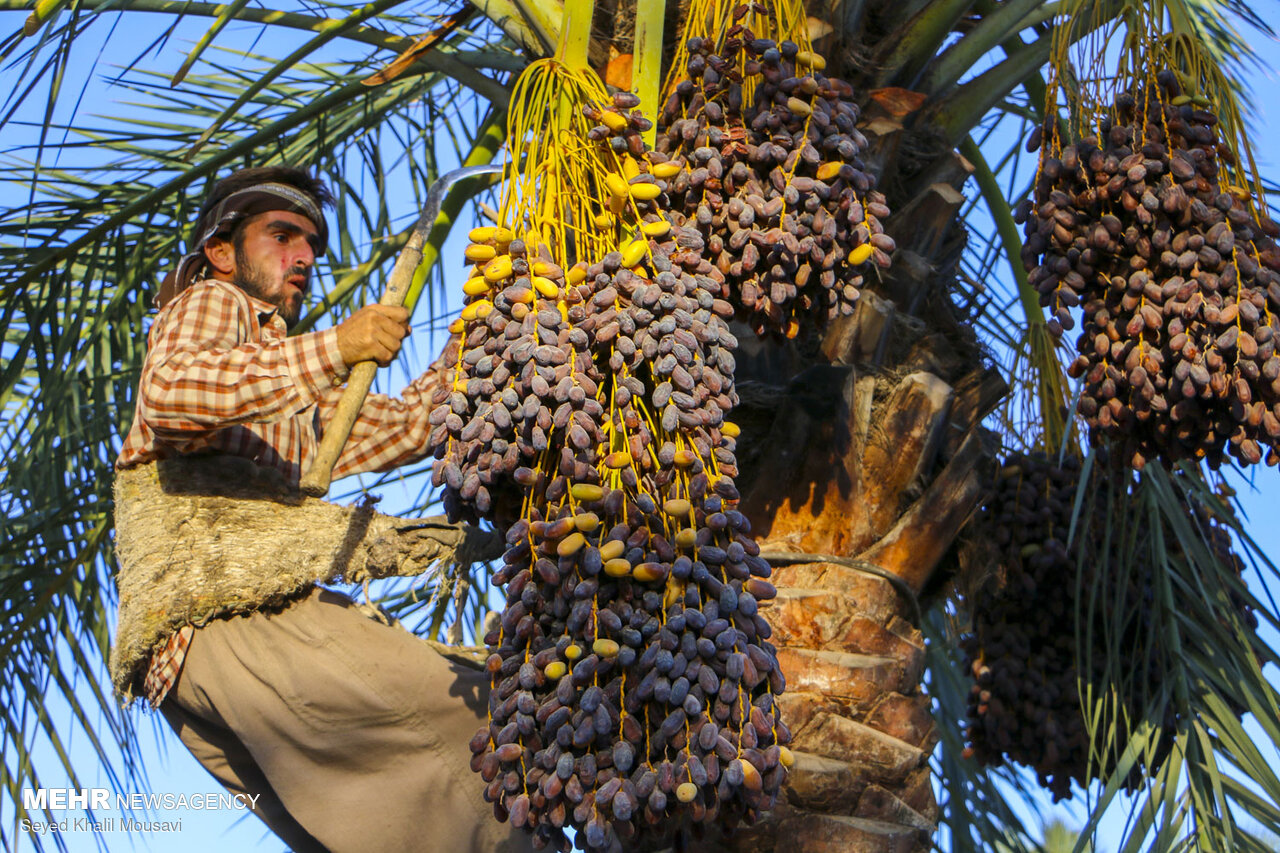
[423,227,576,522]
[426,57,792,852]
[651,0,891,339]
[1018,18,1280,470]
[962,450,1254,801]
[962,452,1131,801]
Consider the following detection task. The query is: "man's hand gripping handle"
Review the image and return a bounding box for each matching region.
[299,163,503,497]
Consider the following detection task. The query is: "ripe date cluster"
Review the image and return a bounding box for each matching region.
[653,32,892,338]
[964,451,1252,800]
[472,484,791,851]
[1020,72,1280,469]
[431,98,794,848]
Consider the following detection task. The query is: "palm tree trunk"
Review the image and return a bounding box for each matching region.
[720,142,1007,850]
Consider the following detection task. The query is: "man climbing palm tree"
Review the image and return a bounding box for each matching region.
[111,165,529,853]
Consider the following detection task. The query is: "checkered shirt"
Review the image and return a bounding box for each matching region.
[118,278,441,706]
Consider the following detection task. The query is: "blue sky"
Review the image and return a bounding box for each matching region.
[3,5,1280,852]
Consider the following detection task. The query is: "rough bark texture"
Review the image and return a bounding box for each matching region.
[713,357,999,852]
[714,109,1006,849]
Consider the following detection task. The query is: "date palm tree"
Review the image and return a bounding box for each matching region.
[2,1,1278,851]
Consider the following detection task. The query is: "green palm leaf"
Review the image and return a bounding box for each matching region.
[2,1,1280,851]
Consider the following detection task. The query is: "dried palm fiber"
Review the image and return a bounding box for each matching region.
[110,453,498,701]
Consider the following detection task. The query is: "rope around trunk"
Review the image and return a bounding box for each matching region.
[758,550,922,625]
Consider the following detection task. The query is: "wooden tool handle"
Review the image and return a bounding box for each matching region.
[298,164,502,497]
[299,252,423,496]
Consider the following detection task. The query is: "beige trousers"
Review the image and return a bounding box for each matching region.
[160,587,532,853]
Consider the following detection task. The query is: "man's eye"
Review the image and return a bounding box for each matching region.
[275,234,288,243]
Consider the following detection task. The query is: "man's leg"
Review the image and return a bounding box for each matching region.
[162,587,533,853]
[160,698,327,852]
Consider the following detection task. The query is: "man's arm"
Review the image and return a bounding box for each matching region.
[138,281,348,439]
[320,358,447,480]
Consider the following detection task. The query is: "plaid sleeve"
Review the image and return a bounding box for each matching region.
[143,625,193,708]
[138,282,347,440]
[323,365,446,480]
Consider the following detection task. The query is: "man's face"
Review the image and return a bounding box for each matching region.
[229,210,320,327]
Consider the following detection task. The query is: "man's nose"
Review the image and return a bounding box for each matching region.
[293,241,315,268]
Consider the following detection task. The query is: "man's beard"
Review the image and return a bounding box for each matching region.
[233,242,308,327]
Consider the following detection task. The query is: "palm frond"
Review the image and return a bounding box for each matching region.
[943,7,1280,849]
[924,604,1045,853]
[1068,463,1280,852]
